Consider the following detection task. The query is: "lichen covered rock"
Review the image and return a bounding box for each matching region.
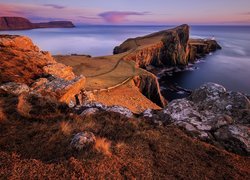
[147,83,250,155]
[70,132,96,151]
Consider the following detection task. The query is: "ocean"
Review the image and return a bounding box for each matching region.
[1,25,250,100]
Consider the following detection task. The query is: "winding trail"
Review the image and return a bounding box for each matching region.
[85,41,140,91]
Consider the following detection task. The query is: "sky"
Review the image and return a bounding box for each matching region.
[0,0,250,25]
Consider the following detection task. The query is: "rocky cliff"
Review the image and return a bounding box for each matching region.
[114,24,221,68]
[0,17,75,30]
[0,17,34,30]
[0,35,85,104]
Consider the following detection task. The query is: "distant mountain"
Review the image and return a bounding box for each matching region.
[0,17,75,30]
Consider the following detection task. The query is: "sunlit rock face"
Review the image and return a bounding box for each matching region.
[114,24,221,68]
[0,17,34,30]
[143,83,250,156]
[0,35,86,105]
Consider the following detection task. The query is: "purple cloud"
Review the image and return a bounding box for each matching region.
[99,11,150,23]
[43,4,65,9]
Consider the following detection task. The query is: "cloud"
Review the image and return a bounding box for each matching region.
[0,3,102,24]
[43,4,65,9]
[99,11,150,23]
[78,16,100,20]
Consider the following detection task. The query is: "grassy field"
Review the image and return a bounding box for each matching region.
[54,53,144,91]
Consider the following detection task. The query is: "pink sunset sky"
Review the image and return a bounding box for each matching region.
[0,0,250,25]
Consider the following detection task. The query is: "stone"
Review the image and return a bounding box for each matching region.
[143,109,153,118]
[107,105,133,118]
[0,82,29,95]
[70,132,96,151]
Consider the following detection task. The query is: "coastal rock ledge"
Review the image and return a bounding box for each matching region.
[143,83,250,156]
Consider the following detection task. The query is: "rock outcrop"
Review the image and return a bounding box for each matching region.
[0,17,75,31]
[0,35,85,105]
[143,83,250,155]
[114,24,221,68]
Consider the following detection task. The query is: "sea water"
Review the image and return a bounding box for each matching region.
[1,25,250,100]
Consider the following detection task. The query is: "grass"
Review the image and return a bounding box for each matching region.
[54,53,145,91]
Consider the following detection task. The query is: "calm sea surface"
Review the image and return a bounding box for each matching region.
[1,25,250,100]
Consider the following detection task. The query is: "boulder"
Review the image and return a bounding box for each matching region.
[70,132,96,151]
[31,75,86,104]
[214,125,250,156]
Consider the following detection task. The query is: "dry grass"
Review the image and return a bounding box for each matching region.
[94,137,112,156]
[60,121,72,136]
[0,92,250,179]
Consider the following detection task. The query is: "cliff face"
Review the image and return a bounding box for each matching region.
[0,17,34,30]
[0,17,75,30]
[0,35,85,104]
[133,72,167,107]
[114,24,221,68]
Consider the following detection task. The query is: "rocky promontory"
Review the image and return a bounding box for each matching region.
[114,24,221,68]
[0,17,75,30]
[0,35,84,104]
